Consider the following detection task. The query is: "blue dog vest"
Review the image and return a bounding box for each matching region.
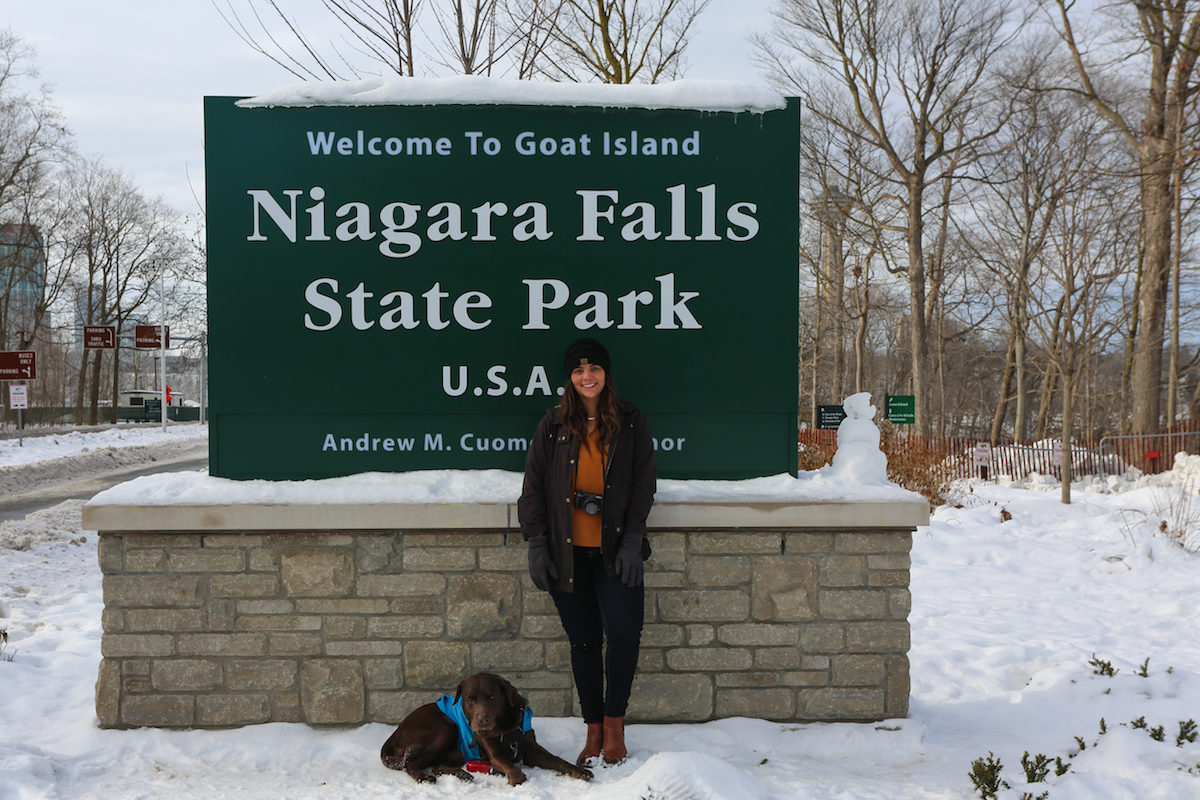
[436,694,533,762]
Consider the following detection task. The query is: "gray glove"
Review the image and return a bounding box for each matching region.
[527,536,557,591]
[613,533,644,587]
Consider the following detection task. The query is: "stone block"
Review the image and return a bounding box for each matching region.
[122,695,194,727]
[95,659,121,727]
[834,531,911,554]
[210,574,279,599]
[272,694,304,723]
[751,557,816,621]
[364,659,404,690]
[102,608,124,633]
[297,599,388,614]
[715,671,780,688]
[268,632,323,656]
[657,591,748,622]
[718,624,798,647]
[357,573,445,597]
[389,598,445,615]
[325,616,367,640]
[799,688,885,721]
[629,674,712,721]
[402,548,477,572]
[817,556,867,587]
[102,634,174,658]
[197,694,272,726]
[646,533,686,572]
[168,549,245,573]
[686,625,714,646]
[326,640,405,656]
[522,615,567,639]
[406,532,499,548]
[356,537,402,573]
[300,660,365,724]
[666,647,753,671]
[236,600,294,615]
[885,654,910,717]
[755,648,801,670]
[715,688,795,719]
[369,616,444,638]
[281,548,354,597]
[151,659,222,691]
[639,623,685,648]
[690,532,781,555]
[779,670,829,687]
[104,575,203,607]
[818,590,887,620]
[207,599,236,631]
[237,615,322,632]
[97,536,124,573]
[479,545,526,572]
[687,556,750,587]
[203,534,264,548]
[799,623,845,653]
[868,571,910,588]
[403,641,469,689]
[247,548,278,572]
[177,633,267,657]
[784,532,833,554]
[845,622,910,653]
[867,554,911,571]
[226,659,298,691]
[472,640,545,671]
[888,589,912,618]
[125,548,167,572]
[124,609,207,633]
[832,655,885,687]
[369,690,433,723]
[446,573,520,640]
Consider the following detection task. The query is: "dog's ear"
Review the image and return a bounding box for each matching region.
[455,680,465,701]
[503,677,525,712]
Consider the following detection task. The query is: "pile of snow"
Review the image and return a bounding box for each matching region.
[0,424,208,497]
[239,75,787,113]
[3,442,1200,797]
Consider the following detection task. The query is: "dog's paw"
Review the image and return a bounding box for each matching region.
[567,765,594,781]
[505,768,527,787]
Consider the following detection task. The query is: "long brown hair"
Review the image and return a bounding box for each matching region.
[560,372,621,451]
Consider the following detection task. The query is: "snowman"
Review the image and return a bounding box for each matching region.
[831,392,889,484]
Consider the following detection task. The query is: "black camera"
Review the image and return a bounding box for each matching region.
[574,490,603,516]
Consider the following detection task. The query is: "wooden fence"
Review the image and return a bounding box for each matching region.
[798,421,1200,488]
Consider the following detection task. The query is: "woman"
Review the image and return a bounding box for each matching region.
[517,338,656,766]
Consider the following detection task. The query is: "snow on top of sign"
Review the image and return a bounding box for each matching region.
[236,75,788,113]
[85,466,925,507]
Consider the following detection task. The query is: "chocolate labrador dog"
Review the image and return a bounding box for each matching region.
[380,672,593,787]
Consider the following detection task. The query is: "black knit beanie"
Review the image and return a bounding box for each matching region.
[562,338,611,377]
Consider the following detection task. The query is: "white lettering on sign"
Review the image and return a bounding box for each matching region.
[247,184,757,258]
[302,274,701,332]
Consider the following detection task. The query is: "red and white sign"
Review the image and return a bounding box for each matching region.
[1053,440,1064,467]
[8,384,28,409]
[0,350,36,380]
[135,325,169,349]
[84,325,116,349]
[973,442,992,467]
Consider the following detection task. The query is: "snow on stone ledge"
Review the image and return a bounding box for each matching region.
[85,467,925,507]
[236,75,787,114]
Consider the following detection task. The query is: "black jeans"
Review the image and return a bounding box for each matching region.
[550,546,644,722]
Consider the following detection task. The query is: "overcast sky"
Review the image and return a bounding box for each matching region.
[5,1,775,216]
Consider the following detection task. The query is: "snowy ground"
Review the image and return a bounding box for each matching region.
[2,431,1199,799]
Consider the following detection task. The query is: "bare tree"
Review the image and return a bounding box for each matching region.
[0,30,72,351]
[1050,0,1200,432]
[540,0,710,83]
[758,0,1025,435]
[214,0,424,79]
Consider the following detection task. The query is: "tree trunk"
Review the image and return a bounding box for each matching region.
[1130,143,1173,432]
[991,328,1016,443]
[87,350,103,426]
[1061,368,1073,505]
[74,349,90,425]
[907,179,930,436]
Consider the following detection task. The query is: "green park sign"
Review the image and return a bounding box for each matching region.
[204,90,800,480]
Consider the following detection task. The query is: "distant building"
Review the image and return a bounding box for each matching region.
[0,223,47,348]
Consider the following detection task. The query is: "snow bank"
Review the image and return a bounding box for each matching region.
[237,75,787,113]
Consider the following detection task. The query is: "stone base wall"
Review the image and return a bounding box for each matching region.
[95,527,912,728]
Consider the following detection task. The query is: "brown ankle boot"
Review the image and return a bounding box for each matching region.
[577,722,604,766]
[601,716,626,763]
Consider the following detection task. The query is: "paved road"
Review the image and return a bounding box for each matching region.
[0,445,208,523]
